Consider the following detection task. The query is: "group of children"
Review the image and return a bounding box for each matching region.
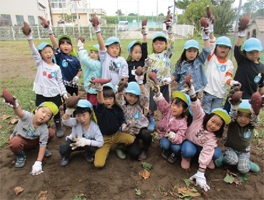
[4,7,263,192]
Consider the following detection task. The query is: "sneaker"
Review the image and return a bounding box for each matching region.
[207,160,215,169]
[115,144,126,159]
[168,153,177,164]
[15,152,26,168]
[162,150,171,160]
[60,156,70,166]
[84,153,94,163]
[148,114,155,132]
[250,162,260,173]
[214,155,224,167]
[56,129,64,138]
[138,150,147,160]
[181,156,191,169]
[44,149,52,158]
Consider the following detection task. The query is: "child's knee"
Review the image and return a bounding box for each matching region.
[8,136,23,153]
[124,135,135,146]
[94,159,106,168]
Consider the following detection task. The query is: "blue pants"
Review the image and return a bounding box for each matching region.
[160,137,181,154]
[202,91,224,113]
[181,140,221,160]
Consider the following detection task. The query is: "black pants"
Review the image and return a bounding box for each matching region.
[223,96,231,114]
[59,138,97,157]
[127,128,152,160]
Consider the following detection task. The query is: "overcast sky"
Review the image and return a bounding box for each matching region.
[89,0,246,16]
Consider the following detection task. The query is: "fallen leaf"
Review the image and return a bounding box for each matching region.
[223,174,235,184]
[233,177,243,186]
[227,169,237,177]
[201,190,209,198]
[9,118,19,124]
[1,115,11,120]
[139,169,150,180]
[236,172,248,183]
[217,189,221,191]
[153,194,156,199]
[170,191,178,198]
[14,187,24,195]
[142,162,152,171]
[183,179,193,187]
[135,188,141,196]
[38,191,48,197]
[177,187,200,197]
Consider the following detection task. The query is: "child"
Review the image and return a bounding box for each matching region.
[181,82,231,192]
[91,20,128,87]
[59,99,104,166]
[22,23,68,138]
[151,84,192,164]
[223,25,264,113]
[215,89,260,173]
[126,24,148,84]
[40,21,82,137]
[5,96,59,176]
[89,82,135,167]
[77,38,102,109]
[202,16,240,113]
[115,74,152,160]
[146,20,175,131]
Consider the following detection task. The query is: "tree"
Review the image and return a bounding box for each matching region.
[158,13,164,16]
[58,14,76,23]
[241,0,264,18]
[128,13,136,16]
[115,9,124,16]
[174,0,217,9]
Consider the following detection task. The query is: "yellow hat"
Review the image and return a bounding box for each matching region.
[211,108,231,124]
[172,91,192,116]
[58,35,77,57]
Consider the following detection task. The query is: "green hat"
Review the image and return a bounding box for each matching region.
[58,35,77,57]
[33,102,59,125]
[211,108,231,124]
[126,40,142,61]
[172,91,192,116]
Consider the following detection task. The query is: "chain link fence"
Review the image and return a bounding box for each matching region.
[0,25,117,41]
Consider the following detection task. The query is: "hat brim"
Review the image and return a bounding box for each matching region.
[212,110,231,124]
[58,35,72,42]
[88,46,99,51]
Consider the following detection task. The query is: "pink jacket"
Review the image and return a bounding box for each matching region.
[154,94,187,144]
[186,100,218,169]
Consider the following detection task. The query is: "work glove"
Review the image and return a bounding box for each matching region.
[93,24,101,33]
[65,108,75,115]
[77,39,84,51]
[135,74,144,85]
[160,77,172,86]
[151,85,160,95]
[89,82,103,92]
[201,27,210,40]
[63,93,68,100]
[164,131,176,141]
[70,133,91,150]
[122,124,140,135]
[229,80,241,87]
[115,79,128,95]
[72,76,79,84]
[190,171,210,192]
[181,81,195,96]
[206,16,214,33]
[238,29,247,37]
[30,161,43,176]
[144,57,153,71]
[166,20,173,34]
[141,26,148,36]
[3,96,19,109]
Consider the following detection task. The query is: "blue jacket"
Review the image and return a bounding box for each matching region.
[173,47,210,92]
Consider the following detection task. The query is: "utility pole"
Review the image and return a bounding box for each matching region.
[48,0,53,26]
[71,0,81,36]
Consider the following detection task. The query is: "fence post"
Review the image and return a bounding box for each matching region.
[89,26,92,41]
[11,26,15,40]
[115,25,117,37]
[37,26,41,39]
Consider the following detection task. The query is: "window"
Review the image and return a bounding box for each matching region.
[252,29,257,38]
[51,0,66,8]
[1,14,12,26]
[28,16,35,25]
[16,15,24,26]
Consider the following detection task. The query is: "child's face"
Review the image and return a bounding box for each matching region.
[246,50,261,63]
[129,45,142,61]
[236,111,251,127]
[34,107,52,124]
[107,43,120,57]
[125,93,139,105]
[152,40,167,54]
[185,48,198,62]
[40,46,54,64]
[216,45,230,60]
[60,41,73,55]
[104,96,115,109]
[90,50,99,60]
[170,100,187,119]
[206,115,223,132]
[75,111,92,126]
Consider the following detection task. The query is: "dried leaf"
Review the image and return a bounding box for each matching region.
[201,190,209,198]
[183,179,193,187]
[139,169,150,180]
[9,118,19,124]
[233,177,243,186]
[170,191,178,198]
[153,194,157,199]
[236,172,248,183]
[177,187,200,197]
[1,115,11,120]
[142,162,152,171]
[135,188,141,196]
[38,191,48,197]
[227,169,237,177]
[223,174,235,184]
[14,187,24,195]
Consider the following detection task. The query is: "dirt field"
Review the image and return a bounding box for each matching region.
[0,48,264,200]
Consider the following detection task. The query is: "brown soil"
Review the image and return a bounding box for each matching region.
[0,51,264,200]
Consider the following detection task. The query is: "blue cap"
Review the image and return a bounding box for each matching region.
[103,82,115,91]
[238,99,251,113]
[105,37,120,46]
[152,32,167,41]
[184,39,199,50]
[38,42,53,50]
[172,91,192,116]
[88,44,99,51]
[243,38,263,52]
[127,40,142,61]
[211,108,231,124]
[216,36,232,47]
[126,82,140,95]
[77,99,92,109]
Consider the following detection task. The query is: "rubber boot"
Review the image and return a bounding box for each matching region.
[14,150,26,168]
[214,154,226,167]
[54,119,64,138]
[138,145,149,160]
[250,162,260,173]
[147,113,155,132]
[115,144,126,159]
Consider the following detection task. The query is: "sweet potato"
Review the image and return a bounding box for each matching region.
[89,15,99,29]
[164,6,173,23]
[65,95,80,109]
[117,81,128,93]
[185,74,192,86]
[238,11,250,31]
[135,66,143,76]
[249,92,262,115]
[142,18,148,27]
[200,17,208,28]
[148,72,157,85]
[206,5,215,23]
[22,22,31,36]
[38,16,49,28]
[78,36,85,43]
[230,91,243,105]
[89,77,112,84]
[1,87,16,106]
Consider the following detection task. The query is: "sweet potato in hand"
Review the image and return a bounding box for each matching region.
[249,92,262,115]
[148,72,158,85]
[22,22,31,36]
[39,16,49,28]
[65,95,80,109]
[135,66,143,76]
[89,77,112,84]
[238,11,250,31]
[1,87,16,106]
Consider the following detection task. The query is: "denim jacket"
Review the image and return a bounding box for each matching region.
[172,47,210,92]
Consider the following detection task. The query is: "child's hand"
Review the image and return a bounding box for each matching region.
[181,81,195,96]
[39,16,53,35]
[190,171,210,192]
[115,79,128,95]
[70,133,91,150]
[89,15,101,33]
[22,22,32,41]
[3,96,19,109]
[30,161,43,176]
[144,57,153,69]
[228,84,242,108]
[122,124,139,135]
[160,77,172,86]
[206,5,214,33]
[135,75,144,85]
[77,39,84,51]
[164,131,176,141]
[89,82,103,92]
[164,7,173,34]
[151,85,160,95]
[141,18,148,36]
[63,93,68,100]
[72,76,79,84]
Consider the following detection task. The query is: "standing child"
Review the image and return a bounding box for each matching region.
[59,99,103,166]
[5,94,58,175]
[202,15,240,113]
[215,88,260,173]
[180,82,231,192]
[151,84,192,164]
[77,37,102,110]
[115,74,152,160]
[40,19,82,137]
[22,22,68,139]
[91,16,128,87]
[146,18,175,131]
[89,82,135,167]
